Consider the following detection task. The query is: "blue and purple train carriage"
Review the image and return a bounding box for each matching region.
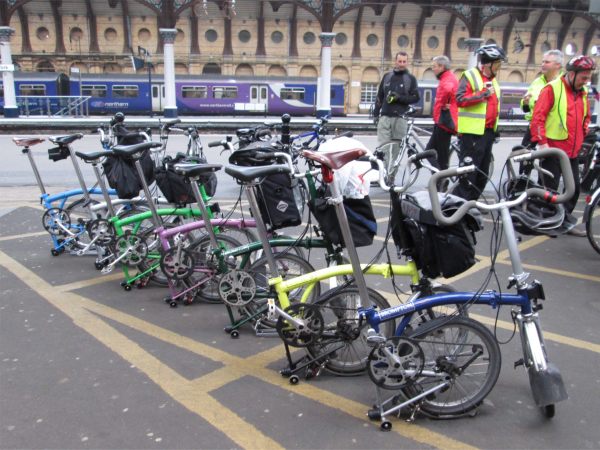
[1,71,537,118]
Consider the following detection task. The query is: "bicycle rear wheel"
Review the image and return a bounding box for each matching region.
[403,316,501,418]
[306,287,395,376]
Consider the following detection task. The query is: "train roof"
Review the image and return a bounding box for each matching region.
[68,73,346,85]
[11,71,67,82]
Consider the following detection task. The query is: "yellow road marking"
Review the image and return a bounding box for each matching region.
[0,248,477,449]
[0,230,48,242]
[56,272,125,292]
[495,259,600,283]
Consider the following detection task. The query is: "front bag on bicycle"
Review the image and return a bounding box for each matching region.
[309,187,377,248]
[391,190,482,278]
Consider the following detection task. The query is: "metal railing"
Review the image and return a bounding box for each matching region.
[16,96,91,117]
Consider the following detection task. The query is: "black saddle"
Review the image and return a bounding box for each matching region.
[224,164,291,183]
[75,150,113,163]
[112,142,162,159]
[49,134,83,146]
[174,163,222,179]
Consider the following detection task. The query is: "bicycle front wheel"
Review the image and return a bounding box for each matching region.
[404,316,501,418]
[586,191,600,254]
[306,287,395,376]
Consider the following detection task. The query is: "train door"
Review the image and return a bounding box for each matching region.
[151,83,165,113]
[421,88,433,116]
[250,85,268,112]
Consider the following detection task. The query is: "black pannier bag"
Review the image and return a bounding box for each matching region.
[48,146,70,162]
[155,153,218,205]
[229,140,301,230]
[256,173,303,230]
[309,190,377,248]
[390,190,483,279]
[103,151,155,200]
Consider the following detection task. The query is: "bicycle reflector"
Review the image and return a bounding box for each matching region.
[321,165,334,183]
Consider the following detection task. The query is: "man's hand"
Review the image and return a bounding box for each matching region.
[373,116,379,126]
[537,143,549,150]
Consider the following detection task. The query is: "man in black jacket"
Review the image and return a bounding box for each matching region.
[373,51,420,182]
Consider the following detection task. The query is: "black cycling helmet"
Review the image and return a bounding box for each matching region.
[502,176,565,236]
[110,112,125,126]
[477,44,507,64]
[566,55,596,72]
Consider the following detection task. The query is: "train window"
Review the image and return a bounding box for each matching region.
[82,85,107,97]
[113,85,139,98]
[330,88,336,99]
[0,84,3,98]
[360,83,378,103]
[182,86,208,99]
[19,84,46,96]
[213,86,237,99]
[280,88,305,101]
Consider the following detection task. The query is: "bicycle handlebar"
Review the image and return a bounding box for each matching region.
[427,147,575,226]
[375,149,438,193]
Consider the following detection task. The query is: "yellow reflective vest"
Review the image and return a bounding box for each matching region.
[544,77,588,141]
[457,68,500,135]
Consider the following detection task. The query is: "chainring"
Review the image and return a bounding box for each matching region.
[218,269,256,306]
[42,208,71,236]
[275,303,325,348]
[367,336,424,390]
[114,232,148,265]
[87,219,115,246]
[160,247,195,280]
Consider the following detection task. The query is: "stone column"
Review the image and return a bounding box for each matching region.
[0,27,18,118]
[160,28,178,118]
[317,32,336,118]
[465,37,484,69]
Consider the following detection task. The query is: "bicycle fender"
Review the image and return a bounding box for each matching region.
[528,362,568,407]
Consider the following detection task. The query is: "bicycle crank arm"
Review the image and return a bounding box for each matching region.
[379,380,450,420]
[102,247,132,273]
[266,299,305,327]
[76,234,101,256]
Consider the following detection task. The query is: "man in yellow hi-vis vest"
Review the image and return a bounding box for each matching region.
[455,44,506,200]
[530,55,595,236]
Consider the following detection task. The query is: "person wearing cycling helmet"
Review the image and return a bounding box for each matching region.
[530,54,595,236]
[454,44,506,201]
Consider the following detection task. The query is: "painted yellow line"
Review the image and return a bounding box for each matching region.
[0,249,478,450]
[0,230,48,242]
[56,272,126,292]
[495,259,600,283]
[0,249,282,450]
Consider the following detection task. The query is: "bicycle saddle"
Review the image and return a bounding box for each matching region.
[75,150,113,163]
[302,148,366,170]
[112,142,162,159]
[49,134,84,146]
[224,164,291,182]
[162,118,182,127]
[174,163,222,179]
[13,137,45,147]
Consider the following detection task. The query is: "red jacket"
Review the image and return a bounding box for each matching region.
[530,76,590,158]
[456,69,499,130]
[433,70,459,134]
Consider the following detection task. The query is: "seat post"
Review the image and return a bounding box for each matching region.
[327,179,371,308]
[190,179,220,249]
[243,182,280,276]
[132,155,162,228]
[22,146,47,196]
[66,144,94,217]
[91,161,115,217]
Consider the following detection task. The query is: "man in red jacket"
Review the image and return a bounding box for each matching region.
[530,55,595,236]
[426,55,458,172]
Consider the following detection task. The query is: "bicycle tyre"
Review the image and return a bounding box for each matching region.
[64,198,100,249]
[585,190,600,255]
[404,316,501,418]
[242,252,321,328]
[408,284,468,330]
[305,287,395,376]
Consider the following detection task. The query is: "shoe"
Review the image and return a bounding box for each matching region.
[567,227,587,237]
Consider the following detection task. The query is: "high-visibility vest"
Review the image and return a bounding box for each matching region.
[457,68,500,135]
[521,74,548,121]
[544,77,588,141]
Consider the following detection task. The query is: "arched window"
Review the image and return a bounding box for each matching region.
[235,64,254,76]
[203,63,221,74]
[36,60,55,72]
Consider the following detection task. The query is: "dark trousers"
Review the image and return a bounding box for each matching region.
[426,125,453,170]
[521,127,533,148]
[454,129,496,201]
[539,155,581,215]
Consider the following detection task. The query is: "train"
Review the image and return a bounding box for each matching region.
[1,71,533,118]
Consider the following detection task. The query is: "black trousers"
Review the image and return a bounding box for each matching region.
[539,155,581,215]
[425,125,453,170]
[454,129,496,201]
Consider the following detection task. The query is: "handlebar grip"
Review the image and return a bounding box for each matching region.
[409,149,437,163]
[515,147,575,204]
[333,131,354,139]
[427,166,478,226]
[208,140,223,148]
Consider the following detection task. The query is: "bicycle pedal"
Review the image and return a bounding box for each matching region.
[255,328,278,338]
